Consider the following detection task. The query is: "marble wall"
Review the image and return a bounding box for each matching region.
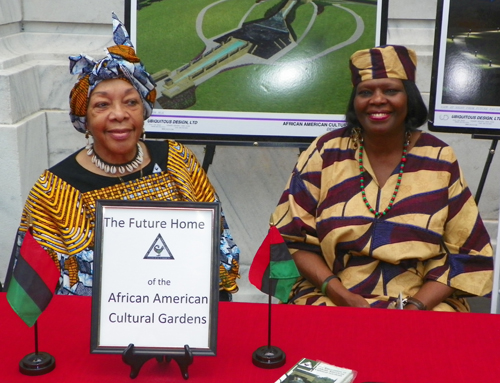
[0,0,498,304]
[0,0,123,284]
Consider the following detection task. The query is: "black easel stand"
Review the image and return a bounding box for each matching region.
[19,322,56,376]
[252,293,286,369]
[122,344,193,380]
[471,135,498,204]
[202,145,216,172]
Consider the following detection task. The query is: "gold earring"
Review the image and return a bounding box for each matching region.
[351,127,363,149]
[85,130,92,148]
[405,130,412,146]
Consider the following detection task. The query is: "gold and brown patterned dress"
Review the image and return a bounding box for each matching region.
[272,128,493,311]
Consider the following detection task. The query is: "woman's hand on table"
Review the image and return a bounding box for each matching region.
[326,280,371,308]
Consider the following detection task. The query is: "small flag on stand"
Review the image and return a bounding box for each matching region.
[249,225,300,303]
[7,230,60,327]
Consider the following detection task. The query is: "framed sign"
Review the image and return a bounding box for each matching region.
[429,0,500,136]
[91,200,220,355]
[127,0,387,144]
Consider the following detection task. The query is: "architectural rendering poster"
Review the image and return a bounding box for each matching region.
[131,0,384,143]
[429,0,500,136]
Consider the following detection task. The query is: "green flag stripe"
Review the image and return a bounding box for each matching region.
[269,259,300,279]
[274,278,297,303]
[7,277,42,327]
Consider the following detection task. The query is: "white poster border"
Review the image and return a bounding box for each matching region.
[429,0,500,135]
[91,200,220,355]
[127,0,385,144]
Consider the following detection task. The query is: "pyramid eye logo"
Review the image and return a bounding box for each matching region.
[144,233,174,260]
[299,360,313,369]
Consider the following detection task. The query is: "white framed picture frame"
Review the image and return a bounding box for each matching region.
[90,200,220,355]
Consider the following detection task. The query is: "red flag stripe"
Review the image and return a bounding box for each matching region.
[249,226,288,291]
[248,231,271,291]
[268,225,285,245]
[21,231,60,291]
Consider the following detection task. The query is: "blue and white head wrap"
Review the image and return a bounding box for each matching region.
[68,12,156,133]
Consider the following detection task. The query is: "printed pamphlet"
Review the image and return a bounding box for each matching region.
[275,357,356,383]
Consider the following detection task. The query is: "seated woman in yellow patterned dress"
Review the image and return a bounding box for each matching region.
[271,45,493,312]
[5,13,239,300]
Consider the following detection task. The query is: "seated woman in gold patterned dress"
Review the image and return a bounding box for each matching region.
[270,45,493,312]
[5,13,239,300]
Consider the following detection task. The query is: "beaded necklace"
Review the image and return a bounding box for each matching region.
[358,140,408,218]
[86,143,144,175]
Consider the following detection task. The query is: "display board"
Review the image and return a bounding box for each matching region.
[91,200,220,355]
[429,0,500,136]
[127,0,387,144]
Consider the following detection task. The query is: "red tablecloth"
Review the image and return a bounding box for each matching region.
[1,293,499,383]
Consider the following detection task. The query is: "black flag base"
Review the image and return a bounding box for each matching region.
[252,345,286,369]
[19,352,56,376]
